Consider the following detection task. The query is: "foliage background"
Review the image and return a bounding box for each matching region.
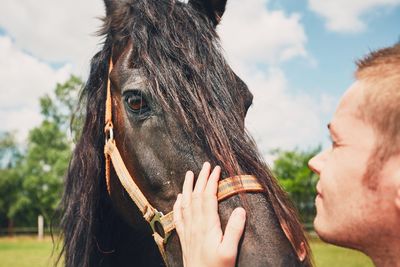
[272,147,321,225]
[0,76,81,230]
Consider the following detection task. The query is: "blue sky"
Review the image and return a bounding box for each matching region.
[0,0,399,162]
[276,0,400,98]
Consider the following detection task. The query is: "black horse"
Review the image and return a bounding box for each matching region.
[59,0,313,266]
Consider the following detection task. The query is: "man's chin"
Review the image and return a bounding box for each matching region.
[313,216,339,244]
[314,217,359,249]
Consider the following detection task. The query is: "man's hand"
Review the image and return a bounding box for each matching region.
[173,162,246,267]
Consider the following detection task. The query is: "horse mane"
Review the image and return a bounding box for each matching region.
[59,0,312,266]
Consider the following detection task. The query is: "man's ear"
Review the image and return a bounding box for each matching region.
[189,0,227,26]
[395,187,400,210]
[394,157,400,210]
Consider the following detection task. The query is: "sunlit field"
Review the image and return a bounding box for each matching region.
[310,237,374,267]
[0,236,61,267]
[0,236,373,267]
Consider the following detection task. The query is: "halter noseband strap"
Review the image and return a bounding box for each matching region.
[103,57,264,265]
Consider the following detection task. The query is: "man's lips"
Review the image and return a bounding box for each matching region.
[316,183,322,197]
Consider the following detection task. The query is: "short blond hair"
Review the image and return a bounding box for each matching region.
[356,44,400,188]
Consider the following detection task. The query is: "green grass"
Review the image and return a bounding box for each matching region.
[310,237,374,267]
[0,236,374,267]
[0,236,61,267]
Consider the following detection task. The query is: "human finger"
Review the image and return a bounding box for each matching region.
[193,162,211,193]
[181,171,195,255]
[173,193,189,262]
[202,166,221,227]
[220,207,246,255]
[182,171,194,208]
[205,165,221,195]
[173,193,184,236]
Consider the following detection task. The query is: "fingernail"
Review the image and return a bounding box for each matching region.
[203,162,210,168]
[211,166,221,175]
[234,207,246,219]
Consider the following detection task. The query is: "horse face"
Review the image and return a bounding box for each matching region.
[103,1,259,265]
[108,42,253,230]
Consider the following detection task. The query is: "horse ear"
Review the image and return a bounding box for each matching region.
[104,0,114,15]
[104,0,129,16]
[102,0,131,41]
[189,0,227,26]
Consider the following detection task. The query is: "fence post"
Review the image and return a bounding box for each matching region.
[38,215,44,240]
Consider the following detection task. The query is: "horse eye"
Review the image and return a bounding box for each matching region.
[125,93,149,113]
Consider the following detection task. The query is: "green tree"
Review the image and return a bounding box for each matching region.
[0,76,83,229]
[18,75,82,225]
[0,132,22,233]
[272,146,321,225]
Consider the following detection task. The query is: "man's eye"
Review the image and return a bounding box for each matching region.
[125,93,149,112]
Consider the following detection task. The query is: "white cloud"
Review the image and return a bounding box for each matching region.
[243,68,334,162]
[308,0,400,32]
[0,0,104,142]
[0,36,71,141]
[219,0,307,68]
[218,0,334,161]
[0,0,104,73]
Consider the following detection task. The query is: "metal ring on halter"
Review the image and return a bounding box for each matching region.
[105,127,114,142]
[150,210,171,244]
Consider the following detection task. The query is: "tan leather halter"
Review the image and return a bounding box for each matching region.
[103,57,264,265]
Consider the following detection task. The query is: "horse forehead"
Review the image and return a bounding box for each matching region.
[112,67,145,88]
[111,49,146,90]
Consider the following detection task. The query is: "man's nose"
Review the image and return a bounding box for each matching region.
[308,158,318,175]
[308,153,323,175]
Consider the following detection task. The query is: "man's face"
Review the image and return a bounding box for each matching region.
[308,81,398,249]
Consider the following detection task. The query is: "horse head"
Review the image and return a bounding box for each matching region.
[61,0,312,266]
